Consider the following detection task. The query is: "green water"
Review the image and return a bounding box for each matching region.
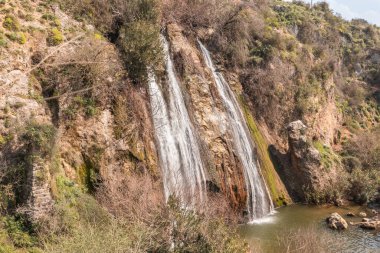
[240,205,380,253]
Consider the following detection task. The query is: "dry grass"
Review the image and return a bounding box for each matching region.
[271,226,332,253]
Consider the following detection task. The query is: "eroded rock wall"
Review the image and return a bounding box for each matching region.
[167,23,291,210]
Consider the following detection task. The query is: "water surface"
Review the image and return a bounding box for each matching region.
[240,205,380,253]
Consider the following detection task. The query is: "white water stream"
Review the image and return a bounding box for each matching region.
[198,41,274,220]
[148,37,206,206]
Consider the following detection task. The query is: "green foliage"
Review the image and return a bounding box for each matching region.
[313,141,340,170]
[304,177,348,205]
[0,32,7,47]
[250,39,273,65]
[43,197,248,253]
[340,127,380,204]
[5,32,26,44]
[118,20,162,83]
[22,122,56,157]
[3,216,36,248]
[77,160,99,194]
[47,28,63,46]
[0,135,6,146]
[3,15,20,31]
[63,96,98,120]
[348,168,380,204]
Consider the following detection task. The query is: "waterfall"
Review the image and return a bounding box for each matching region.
[198,41,274,220]
[148,37,206,206]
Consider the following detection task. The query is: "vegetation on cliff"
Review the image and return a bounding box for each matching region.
[0,0,379,252]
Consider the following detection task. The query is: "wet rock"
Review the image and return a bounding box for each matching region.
[326,213,348,230]
[371,209,378,215]
[362,218,370,222]
[359,212,367,218]
[346,212,355,217]
[360,221,380,230]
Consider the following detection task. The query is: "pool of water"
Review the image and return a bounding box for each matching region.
[240,205,380,253]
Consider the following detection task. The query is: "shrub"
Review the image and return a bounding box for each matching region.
[42,197,248,253]
[0,33,7,47]
[3,216,36,248]
[348,168,380,204]
[18,32,26,44]
[21,122,56,157]
[313,141,340,170]
[117,20,162,83]
[5,32,26,44]
[3,15,20,31]
[47,28,63,46]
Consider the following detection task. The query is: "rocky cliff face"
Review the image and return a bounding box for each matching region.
[3,0,370,222]
[0,1,160,219]
[167,24,247,210]
[286,120,344,202]
[167,23,291,210]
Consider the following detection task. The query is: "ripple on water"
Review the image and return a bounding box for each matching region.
[240,204,380,253]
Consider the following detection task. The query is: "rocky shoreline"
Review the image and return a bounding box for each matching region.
[326,209,380,231]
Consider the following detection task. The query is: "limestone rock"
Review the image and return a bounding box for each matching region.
[326,213,348,230]
[360,221,380,230]
[287,121,324,198]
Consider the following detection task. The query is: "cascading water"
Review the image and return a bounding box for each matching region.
[198,41,274,221]
[148,37,206,206]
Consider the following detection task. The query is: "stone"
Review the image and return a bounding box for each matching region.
[287,121,327,199]
[371,209,378,215]
[360,221,380,230]
[346,212,355,217]
[335,199,344,207]
[359,212,367,218]
[326,213,348,230]
[362,218,370,222]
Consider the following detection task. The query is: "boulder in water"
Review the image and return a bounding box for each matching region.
[326,213,348,230]
[360,221,380,230]
[359,212,367,218]
[346,212,355,217]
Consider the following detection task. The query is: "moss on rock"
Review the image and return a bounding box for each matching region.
[239,96,292,207]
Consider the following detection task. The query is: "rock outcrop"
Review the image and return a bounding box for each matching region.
[0,2,159,220]
[287,121,323,197]
[166,23,291,212]
[286,120,342,201]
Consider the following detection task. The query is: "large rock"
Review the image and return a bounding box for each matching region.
[287,121,323,198]
[286,120,344,201]
[326,213,348,230]
[360,221,380,230]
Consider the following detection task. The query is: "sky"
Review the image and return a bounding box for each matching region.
[286,0,380,25]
